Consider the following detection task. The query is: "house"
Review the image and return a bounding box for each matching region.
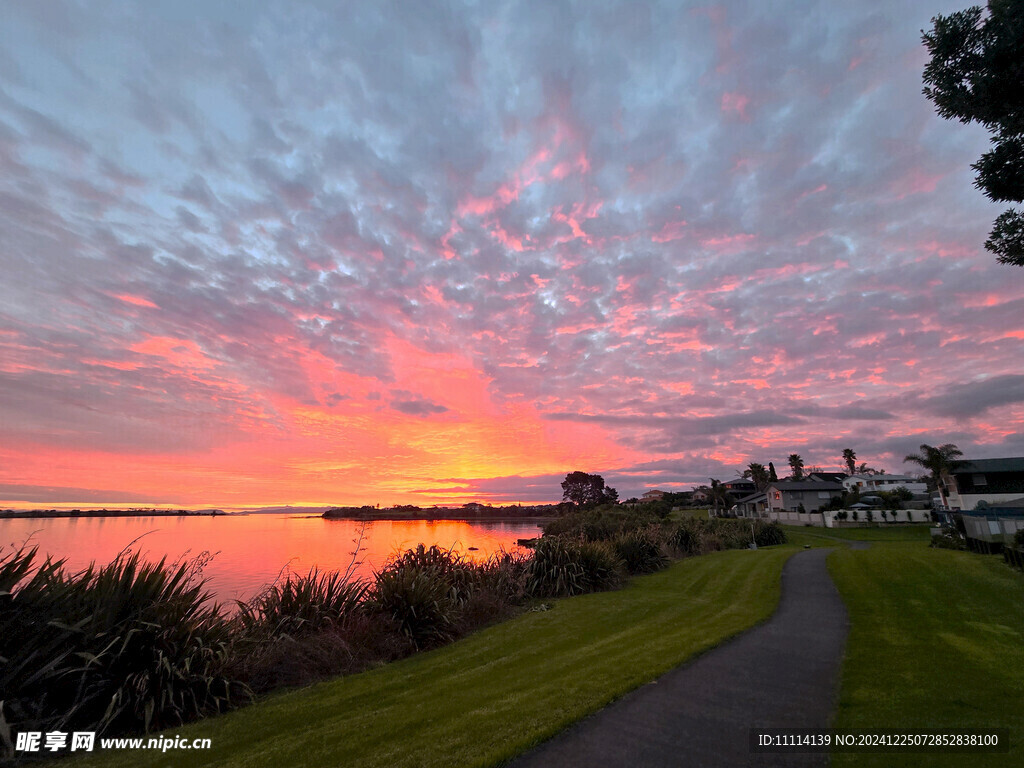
[807,471,848,484]
[722,478,756,495]
[766,481,845,517]
[944,457,1024,511]
[733,491,768,518]
[842,473,928,495]
[960,497,1024,553]
[641,489,666,502]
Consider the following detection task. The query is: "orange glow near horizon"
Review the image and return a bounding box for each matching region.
[1,337,646,509]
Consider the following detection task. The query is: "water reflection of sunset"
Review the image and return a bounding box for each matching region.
[1,515,542,604]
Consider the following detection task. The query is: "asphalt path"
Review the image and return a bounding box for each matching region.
[507,548,849,767]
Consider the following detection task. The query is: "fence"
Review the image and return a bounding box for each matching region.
[1004,546,1024,570]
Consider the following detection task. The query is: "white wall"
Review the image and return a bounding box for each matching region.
[768,509,931,527]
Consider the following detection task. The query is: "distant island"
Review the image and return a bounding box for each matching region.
[0,508,225,519]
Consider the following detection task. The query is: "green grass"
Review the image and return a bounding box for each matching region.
[79,548,792,768]
[669,507,712,521]
[828,544,1024,766]
[782,524,931,548]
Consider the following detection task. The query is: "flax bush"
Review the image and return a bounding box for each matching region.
[0,546,246,753]
[613,529,670,574]
[234,569,368,641]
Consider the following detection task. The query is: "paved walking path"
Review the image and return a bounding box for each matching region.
[507,548,849,768]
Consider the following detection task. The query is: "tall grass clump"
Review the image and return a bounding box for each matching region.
[575,540,625,590]
[0,546,245,753]
[666,518,785,556]
[369,545,475,649]
[525,537,587,597]
[613,529,670,574]
[752,520,787,546]
[234,569,368,641]
[473,549,531,606]
[542,506,664,541]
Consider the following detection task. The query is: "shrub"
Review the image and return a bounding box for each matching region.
[752,520,787,546]
[526,537,587,597]
[703,518,750,550]
[227,612,413,694]
[576,540,624,589]
[542,507,663,542]
[371,563,459,648]
[235,569,368,641]
[369,546,471,649]
[669,522,701,555]
[930,528,966,550]
[0,546,245,748]
[475,549,530,605]
[613,529,669,574]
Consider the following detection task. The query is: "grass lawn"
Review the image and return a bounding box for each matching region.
[80,548,792,768]
[783,524,931,548]
[668,507,712,521]
[828,544,1024,766]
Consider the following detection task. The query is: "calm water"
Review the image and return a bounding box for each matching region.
[0,514,543,604]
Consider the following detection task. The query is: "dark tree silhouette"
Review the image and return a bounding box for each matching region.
[842,448,857,475]
[743,463,770,492]
[788,454,805,480]
[560,471,618,508]
[923,1,1024,265]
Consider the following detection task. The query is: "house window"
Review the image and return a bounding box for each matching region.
[818,492,831,499]
[773,492,781,500]
[973,474,987,486]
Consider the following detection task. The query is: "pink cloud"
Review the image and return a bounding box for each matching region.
[111,293,159,309]
[720,91,750,120]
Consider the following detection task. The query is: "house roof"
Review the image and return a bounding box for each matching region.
[952,457,1024,475]
[769,481,845,491]
[736,492,767,503]
[808,472,847,482]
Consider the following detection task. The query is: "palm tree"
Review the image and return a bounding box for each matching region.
[842,448,857,475]
[707,479,733,517]
[743,463,770,492]
[903,443,965,508]
[788,454,805,480]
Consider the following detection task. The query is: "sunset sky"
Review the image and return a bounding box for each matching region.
[2,0,1022,508]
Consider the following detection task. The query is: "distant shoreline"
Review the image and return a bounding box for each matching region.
[0,509,225,520]
[321,511,556,523]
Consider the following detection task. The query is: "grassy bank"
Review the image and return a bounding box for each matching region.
[828,544,1024,766]
[80,547,792,768]
[783,524,931,548]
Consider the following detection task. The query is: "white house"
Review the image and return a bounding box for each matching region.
[842,473,928,494]
[945,457,1024,511]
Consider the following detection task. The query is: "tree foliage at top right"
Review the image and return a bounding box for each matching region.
[922,0,1024,266]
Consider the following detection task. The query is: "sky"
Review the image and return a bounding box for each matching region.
[1,0,1022,508]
